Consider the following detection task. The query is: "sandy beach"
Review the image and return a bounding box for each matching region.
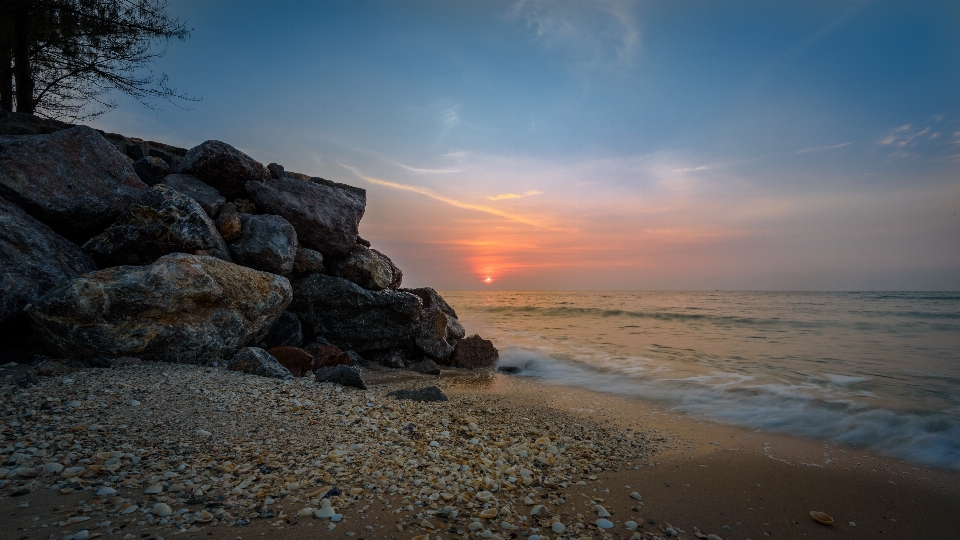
[2,364,958,540]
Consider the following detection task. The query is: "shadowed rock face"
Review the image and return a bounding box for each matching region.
[314,364,366,389]
[291,274,421,353]
[266,346,314,377]
[132,156,170,186]
[82,185,231,267]
[0,195,97,322]
[328,245,402,291]
[449,334,499,369]
[246,178,365,257]
[227,347,293,380]
[227,213,297,276]
[0,126,147,241]
[27,253,292,363]
[262,311,303,349]
[404,287,466,362]
[160,174,225,217]
[180,140,269,199]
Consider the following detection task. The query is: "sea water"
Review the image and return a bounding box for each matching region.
[442,291,960,469]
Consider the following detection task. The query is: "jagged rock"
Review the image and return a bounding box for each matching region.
[179,140,269,199]
[0,125,147,240]
[233,198,257,214]
[292,247,324,277]
[328,245,402,291]
[356,236,371,247]
[215,212,241,241]
[27,253,292,363]
[314,364,366,389]
[266,346,313,377]
[346,350,369,367]
[227,213,297,275]
[227,347,293,380]
[449,334,499,369]
[371,349,408,369]
[160,174,226,217]
[266,162,285,179]
[0,195,97,322]
[411,358,441,376]
[387,385,448,402]
[82,185,231,267]
[404,287,466,362]
[305,343,352,368]
[291,274,421,353]
[262,311,302,349]
[245,177,365,257]
[132,156,171,186]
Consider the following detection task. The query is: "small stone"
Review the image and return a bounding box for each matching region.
[479,508,498,519]
[706,535,723,540]
[152,503,172,517]
[96,487,117,497]
[196,428,212,437]
[552,521,566,534]
[597,518,614,529]
[144,485,162,494]
[315,506,336,519]
[387,385,448,402]
[468,522,483,531]
[625,521,638,530]
[475,490,493,502]
[630,491,642,501]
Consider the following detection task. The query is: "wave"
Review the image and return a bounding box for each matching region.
[498,347,960,470]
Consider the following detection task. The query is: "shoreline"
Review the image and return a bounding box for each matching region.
[1,364,958,540]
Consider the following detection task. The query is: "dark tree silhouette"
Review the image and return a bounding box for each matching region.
[0,0,196,121]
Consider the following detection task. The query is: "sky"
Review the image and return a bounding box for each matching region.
[89,0,960,290]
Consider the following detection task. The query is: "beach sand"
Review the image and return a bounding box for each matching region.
[1,364,957,540]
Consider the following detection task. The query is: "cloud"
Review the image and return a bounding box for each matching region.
[487,190,544,201]
[794,142,854,154]
[393,162,463,174]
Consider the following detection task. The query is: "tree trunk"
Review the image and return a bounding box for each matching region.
[11,0,34,114]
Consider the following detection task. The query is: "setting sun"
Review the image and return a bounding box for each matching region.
[484,277,492,283]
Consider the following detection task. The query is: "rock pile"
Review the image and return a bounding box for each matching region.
[0,113,498,381]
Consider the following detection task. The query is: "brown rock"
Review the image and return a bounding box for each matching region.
[305,343,353,369]
[266,346,314,377]
[411,358,441,376]
[179,140,269,199]
[216,212,241,241]
[449,334,499,369]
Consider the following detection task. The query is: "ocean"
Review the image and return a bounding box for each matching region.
[442,291,960,470]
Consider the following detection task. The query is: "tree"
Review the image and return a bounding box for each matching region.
[0,0,196,121]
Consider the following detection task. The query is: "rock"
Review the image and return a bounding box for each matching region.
[497,366,521,374]
[179,140,269,199]
[328,245,402,291]
[266,162,285,179]
[0,195,97,322]
[245,177,365,257]
[262,311,302,349]
[291,274,421,353]
[552,522,566,534]
[226,347,294,379]
[410,358,441,376]
[160,174,226,217]
[387,385,448,402]
[0,126,147,240]
[356,236,371,247]
[345,350,368,367]
[27,253,292,363]
[151,503,172,517]
[215,212,241,241]
[266,346,313,377]
[227,213,297,275]
[449,334,499,370]
[371,349,408,369]
[306,343,353,368]
[596,519,614,529]
[233,198,257,214]
[81,185,231,266]
[292,246,324,277]
[132,156,170,186]
[314,365,366,390]
[404,287,465,362]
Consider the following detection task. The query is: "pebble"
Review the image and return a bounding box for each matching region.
[95,487,117,497]
[630,491,642,501]
[151,503,172,517]
[625,520,638,530]
[597,518,614,528]
[552,521,566,533]
[479,507,498,519]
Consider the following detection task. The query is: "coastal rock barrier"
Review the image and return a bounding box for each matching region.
[0,111,498,381]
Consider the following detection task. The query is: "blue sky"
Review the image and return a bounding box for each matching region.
[91,0,960,290]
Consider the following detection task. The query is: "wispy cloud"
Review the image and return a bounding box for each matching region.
[340,164,559,230]
[393,162,463,174]
[487,190,544,201]
[794,142,854,154]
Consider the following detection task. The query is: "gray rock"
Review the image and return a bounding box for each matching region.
[449,334,499,369]
[27,253,292,363]
[292,247,324,277]
[387,385,448,402]
[132,156,171,186]
[328,245,402,291]
[0,195,97,322]
[266,162,285,179]
[180,140,269,199]
[404,287,465,362]
[227,347,294,380]
[227,213,297,275]
[0,126,147,240]
[245,177,365,257]
[291,274,421,353]
[411,358,441,376]
[262,311,303,349]
[160,173,226,217]
[82,185,231,267]
[314,364,366,390]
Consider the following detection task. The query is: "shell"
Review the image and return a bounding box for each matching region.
[810,511,834,525]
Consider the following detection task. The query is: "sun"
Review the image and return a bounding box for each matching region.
[484,277,492,284]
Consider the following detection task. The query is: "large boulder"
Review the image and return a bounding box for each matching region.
[160,174,225,217]
[0,195,97,322]
[227,213,297,275]
[227,347,294,380]
[82,185,231,267]
[292,246,324,278]
[245,177,365,257]
[328,245,402,291]
[132,156,171,186]
[27,253,292,363]
[449,334,499,369]
[179,140,269,199]
[0,126,147,240]
[262,311,303,349]
[290,273,421,353]
[266,346,314,377]
[404,287,466,362]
